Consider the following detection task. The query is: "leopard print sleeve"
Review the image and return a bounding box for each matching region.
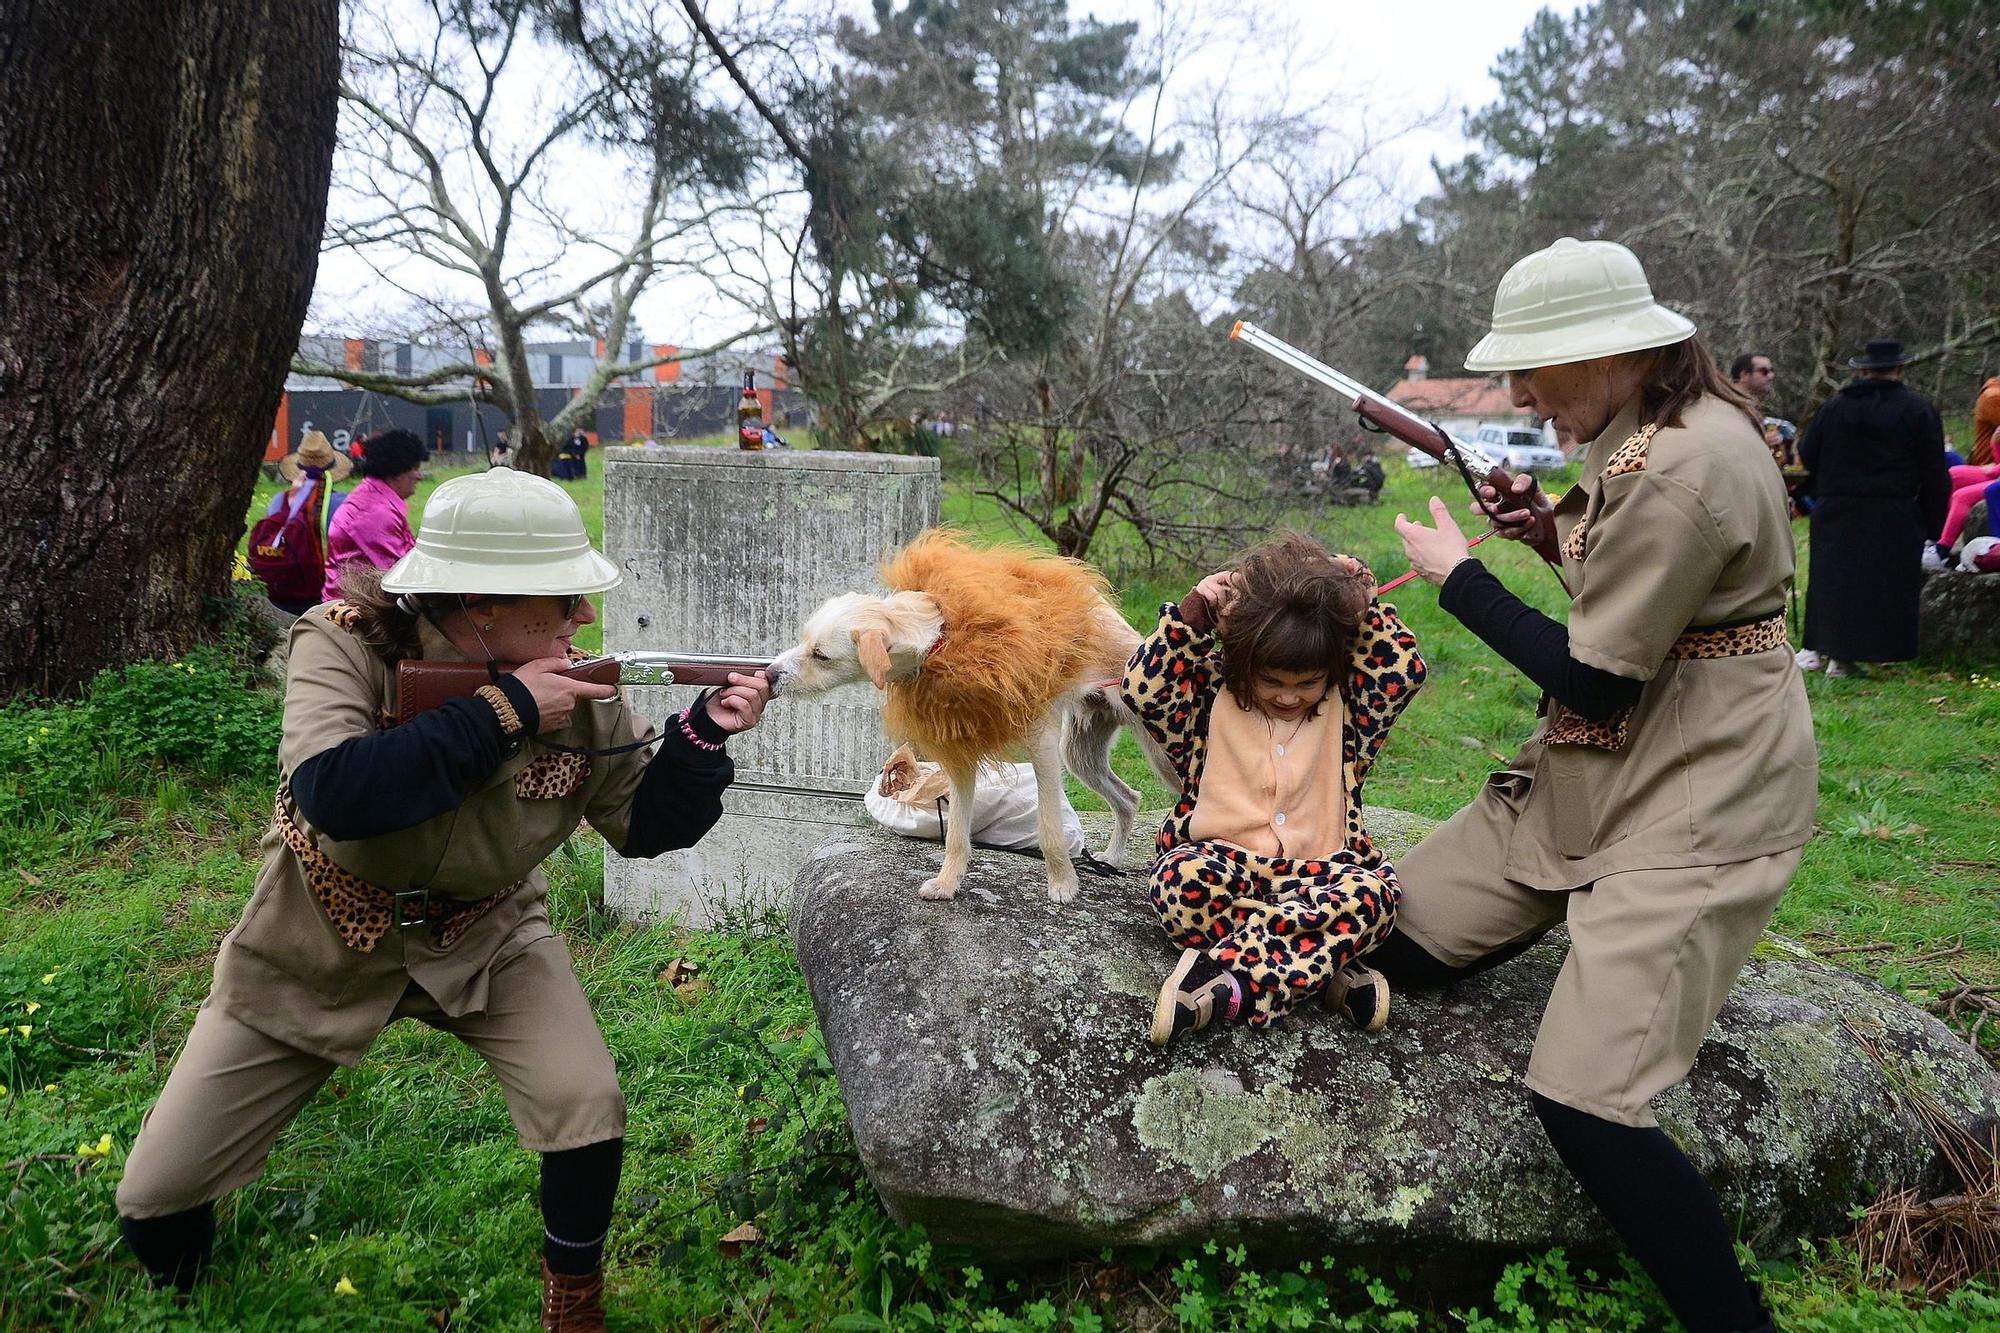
[1343,597,1426,785]
[1120,602,1219,787]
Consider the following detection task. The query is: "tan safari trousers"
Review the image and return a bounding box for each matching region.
[117,934,625,1218]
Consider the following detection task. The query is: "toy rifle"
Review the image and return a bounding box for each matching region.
[395,652,772,726]
[1229,321,1565,573]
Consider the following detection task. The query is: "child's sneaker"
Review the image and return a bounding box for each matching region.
[1323,964,1391,1032]
[1150,948,1237,1046]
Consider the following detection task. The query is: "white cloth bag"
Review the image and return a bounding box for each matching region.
[863,761,1085,854]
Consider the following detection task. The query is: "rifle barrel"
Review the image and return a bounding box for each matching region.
[1229,320,1503,473]
[615,652,772,670]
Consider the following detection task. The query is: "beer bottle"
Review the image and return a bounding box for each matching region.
[737,369,764,451]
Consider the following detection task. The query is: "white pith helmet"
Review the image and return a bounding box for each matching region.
[1465,236,1697,372]
[381,468,621,596]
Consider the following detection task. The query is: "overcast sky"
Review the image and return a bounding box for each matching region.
[309,0,1582,353]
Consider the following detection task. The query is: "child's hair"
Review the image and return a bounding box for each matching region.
[1216,531,1373,711]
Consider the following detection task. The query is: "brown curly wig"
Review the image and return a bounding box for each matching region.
[1216,531,1373,714]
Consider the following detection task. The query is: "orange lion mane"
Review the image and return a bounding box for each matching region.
[879,529,1128,778]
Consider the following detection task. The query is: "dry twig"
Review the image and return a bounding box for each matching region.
[1846,1025,2000,1293]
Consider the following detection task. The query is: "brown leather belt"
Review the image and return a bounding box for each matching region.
[274,793,517,952]
[1545,610,1788,750]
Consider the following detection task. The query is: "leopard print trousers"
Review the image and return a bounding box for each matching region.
[1149,839,1398,1025]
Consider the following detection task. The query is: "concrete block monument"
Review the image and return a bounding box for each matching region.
[599,444,939,925]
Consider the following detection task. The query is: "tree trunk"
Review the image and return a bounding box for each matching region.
[0,0,340,699]
[1806,184,1861,420]
[492,315,552,476]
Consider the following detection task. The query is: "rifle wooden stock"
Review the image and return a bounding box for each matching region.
[394,654,771,726]
[1352,398,1563,566]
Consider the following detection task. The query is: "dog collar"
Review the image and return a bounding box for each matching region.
[922,623,946,662]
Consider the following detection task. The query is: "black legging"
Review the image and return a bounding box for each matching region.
[1371,929,1771,1333]
[123,1137,626,1288]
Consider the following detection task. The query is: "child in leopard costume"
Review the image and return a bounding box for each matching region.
[1121,532,1426,1045]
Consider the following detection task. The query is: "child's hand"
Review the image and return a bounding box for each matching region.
[1192,570,1239,617]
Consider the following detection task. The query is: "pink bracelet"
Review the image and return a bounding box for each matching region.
[677,707,725,752]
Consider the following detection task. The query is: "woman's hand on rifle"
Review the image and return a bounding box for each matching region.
[514,658,618,734]
[1470,472,1553,543]
[705,671,772,735]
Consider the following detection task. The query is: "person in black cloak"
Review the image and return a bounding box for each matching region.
[1795,337,1951,677]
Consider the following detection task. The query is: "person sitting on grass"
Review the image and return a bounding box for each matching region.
[1121,531,1426,1045]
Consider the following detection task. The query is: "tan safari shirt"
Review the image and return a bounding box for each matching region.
[204,606,686,1065]
[1498,392,1817,890]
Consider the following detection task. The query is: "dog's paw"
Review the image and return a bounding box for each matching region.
[1045,877,1079,905]
[919,876,958,901]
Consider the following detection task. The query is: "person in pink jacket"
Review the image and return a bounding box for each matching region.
[321,429,428,601]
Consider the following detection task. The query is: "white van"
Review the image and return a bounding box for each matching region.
[1473,424,1565,472]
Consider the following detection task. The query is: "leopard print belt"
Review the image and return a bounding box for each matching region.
[273,793,518,953]
[1544,610,1788,751]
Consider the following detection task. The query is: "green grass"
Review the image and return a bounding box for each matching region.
[4,452,1996,1328]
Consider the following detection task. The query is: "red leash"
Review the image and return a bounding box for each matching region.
[1375,529,1497,596]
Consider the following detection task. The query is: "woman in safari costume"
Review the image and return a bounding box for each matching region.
[1388,238,1812,1333]
[116,470,771,1331]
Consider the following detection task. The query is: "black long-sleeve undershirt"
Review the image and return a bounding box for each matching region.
[1438,559,1644,721]
[619,704,732,858]
[291,678,734,854]
[291,675,540,840]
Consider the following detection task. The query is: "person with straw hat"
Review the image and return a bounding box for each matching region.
[117,469,770,1330]
[1386,237,1812,1333]
[250,429,352,616]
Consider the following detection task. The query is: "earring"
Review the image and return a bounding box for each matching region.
[481,621,496,632]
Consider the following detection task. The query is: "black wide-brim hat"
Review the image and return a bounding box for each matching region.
[1849,337,1916,370]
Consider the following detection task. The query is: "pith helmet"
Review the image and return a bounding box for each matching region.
[1464,236,1696,372]
[381,468,621,596]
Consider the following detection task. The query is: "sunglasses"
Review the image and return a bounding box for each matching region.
[558,593,587,621]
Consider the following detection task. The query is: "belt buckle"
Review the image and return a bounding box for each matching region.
[390,887,431,930]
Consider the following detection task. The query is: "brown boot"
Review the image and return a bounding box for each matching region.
[541,1260,606,1333]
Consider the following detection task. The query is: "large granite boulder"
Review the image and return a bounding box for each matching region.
[791,813,2000,1280]
[1921,568,2000,662]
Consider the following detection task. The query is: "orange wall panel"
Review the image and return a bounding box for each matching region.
[267,393,290,460]
[653,344,680,383]
[622,386,653,439]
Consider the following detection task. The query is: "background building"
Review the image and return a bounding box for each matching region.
[1382,356,1557,447]
[266,336,800,461]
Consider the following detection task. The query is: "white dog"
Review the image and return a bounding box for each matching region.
[767,533,1173,904]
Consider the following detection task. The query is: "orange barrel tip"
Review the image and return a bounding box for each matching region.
[1229,319,1244,339]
